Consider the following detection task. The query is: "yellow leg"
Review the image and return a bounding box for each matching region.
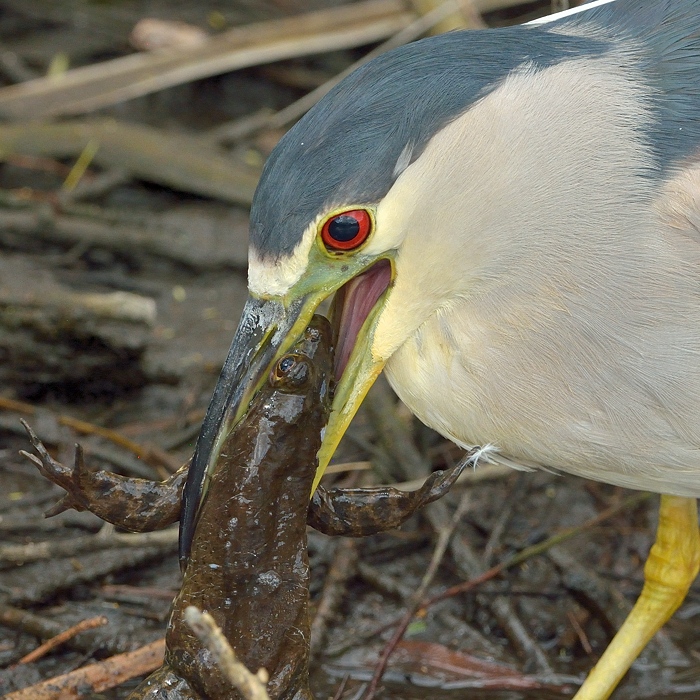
[573,495,700,700]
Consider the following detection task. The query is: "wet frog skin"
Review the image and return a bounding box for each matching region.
[160,317,334,700]
[21,437,189,532]
[25,318,333,700]
[23,430,469,540]
[22,318,472,699]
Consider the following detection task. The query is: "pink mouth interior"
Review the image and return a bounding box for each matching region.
[334,259,392,380]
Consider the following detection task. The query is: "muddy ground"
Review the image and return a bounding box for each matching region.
[0,2,699,699]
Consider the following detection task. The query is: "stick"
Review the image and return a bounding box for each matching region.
[4,638,165,700]
[0,1,413,119]
[0,398,179,473]
[17,616,108,665]
[0,120,259,205]
[363,489,472,699]
[310,538,358,659]
[340,490,650,694]
[0,526,179,565]
[425,492,651,608]
[184,606,270,700]
[0,603,125,657]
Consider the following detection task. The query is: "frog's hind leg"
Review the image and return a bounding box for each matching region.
[308,455,472,537]
[127,665,201,700]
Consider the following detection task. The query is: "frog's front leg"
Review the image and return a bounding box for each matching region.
[20,420,187,532]
[308,458,470,536]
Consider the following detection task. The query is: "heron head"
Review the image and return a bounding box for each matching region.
[178,22,606,564]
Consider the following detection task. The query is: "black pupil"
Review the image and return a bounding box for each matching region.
[278,356,295,374]
[328,215,360,242]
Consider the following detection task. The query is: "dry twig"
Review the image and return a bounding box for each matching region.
[363,484,472,699]
[425,491,651,608]
[0,1,414,119]
[0,603,129,657]
[3,638,165,700]
[0,119,259,205]
[310,538,358,659]
[184,606,270,700]
[16,616,108,665]
[0,399,179,473]
[0,526,179,565]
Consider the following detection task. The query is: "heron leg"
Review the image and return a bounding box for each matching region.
[573,495,700,700]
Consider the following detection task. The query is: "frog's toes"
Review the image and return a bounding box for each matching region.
[73,443,88,474]
[44,494,79,518]
[20,421,58,471]
[20,419,46,453]
[20,420,81,489]
[19,447,57,482]
[19,449,43,470]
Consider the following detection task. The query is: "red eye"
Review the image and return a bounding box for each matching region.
[321,209,371,251]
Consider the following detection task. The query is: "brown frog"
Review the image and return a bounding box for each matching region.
[22,316,471,699]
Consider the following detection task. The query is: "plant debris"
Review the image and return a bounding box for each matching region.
[1,1,699,699]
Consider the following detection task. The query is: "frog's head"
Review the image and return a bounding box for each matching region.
[180,314,335,567]
[263,315,334,417]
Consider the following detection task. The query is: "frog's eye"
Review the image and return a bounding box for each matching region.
[271,353,310,389]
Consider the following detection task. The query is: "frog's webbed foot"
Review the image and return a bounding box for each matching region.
[21,419,185,531]
[308,457,471,537]
[20,420,91,516]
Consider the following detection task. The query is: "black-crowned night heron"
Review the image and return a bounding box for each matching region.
[181,1,700,697]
